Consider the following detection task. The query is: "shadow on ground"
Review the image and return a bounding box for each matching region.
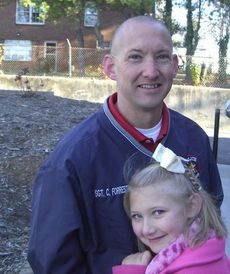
[209,137,230,165]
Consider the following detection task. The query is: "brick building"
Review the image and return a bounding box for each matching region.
[0,0,127,75]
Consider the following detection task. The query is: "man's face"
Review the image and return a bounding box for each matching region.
[106,21,178,113]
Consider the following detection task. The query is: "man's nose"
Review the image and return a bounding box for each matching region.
[142,58,160,79]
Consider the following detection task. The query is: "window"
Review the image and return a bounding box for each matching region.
[16,0,44,25]
[4,40,32,61]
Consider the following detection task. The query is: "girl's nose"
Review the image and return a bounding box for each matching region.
[142,218,156,236]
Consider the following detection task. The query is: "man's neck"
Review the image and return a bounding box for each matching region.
[116,100,163,129]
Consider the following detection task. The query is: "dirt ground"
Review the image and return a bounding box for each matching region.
[0,90,101,273]
[1,88,229,273]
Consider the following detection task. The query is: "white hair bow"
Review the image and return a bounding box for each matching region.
[152,143,186,173]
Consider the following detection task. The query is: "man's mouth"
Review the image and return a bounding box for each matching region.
[138,84,161,89]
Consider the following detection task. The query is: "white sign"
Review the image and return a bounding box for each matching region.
[84,3,98,27]
[4,40,32,61]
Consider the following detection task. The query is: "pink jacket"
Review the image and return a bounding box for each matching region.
[112,238,230,274]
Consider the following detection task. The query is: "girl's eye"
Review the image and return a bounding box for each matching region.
[131,213,142,221]
[153,209,165,216]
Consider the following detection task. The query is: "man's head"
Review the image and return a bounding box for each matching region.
[103,16,178,121]
[111,16,173,56]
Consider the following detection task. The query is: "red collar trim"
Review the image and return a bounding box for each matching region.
[108,93,169,150]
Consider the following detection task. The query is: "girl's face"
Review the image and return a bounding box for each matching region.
[129,182,190,254]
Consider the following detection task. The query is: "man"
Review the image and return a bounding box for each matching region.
[28,16,223,274]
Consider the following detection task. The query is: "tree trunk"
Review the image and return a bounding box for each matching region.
[94,23,104,48]
[163,0,172,33]
[184,0,203,82]
[152,0,156,17]
[185,0,194,56]
[218,30,229,82]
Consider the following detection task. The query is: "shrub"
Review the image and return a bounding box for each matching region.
[190,61,201,86]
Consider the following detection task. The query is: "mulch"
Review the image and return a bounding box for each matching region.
[0,90,101,273]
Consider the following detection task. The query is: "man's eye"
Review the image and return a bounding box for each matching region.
[128,54,142,61]
[158,54,170,59]
[156,54,171,64]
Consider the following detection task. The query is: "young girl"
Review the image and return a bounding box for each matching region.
[113,144,230,274]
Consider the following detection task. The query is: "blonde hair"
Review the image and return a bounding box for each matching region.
[124,162,227,249]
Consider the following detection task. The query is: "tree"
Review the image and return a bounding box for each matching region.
[163,0,173,32]
[184,0,203,56]
[23,0,156,76]
[208,0,230,82]
[181,0,204,82]
[153,0,183,35]
[22,0,86,47]
[22,0,154,48]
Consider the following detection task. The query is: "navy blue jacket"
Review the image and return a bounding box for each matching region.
[28,98,223,274]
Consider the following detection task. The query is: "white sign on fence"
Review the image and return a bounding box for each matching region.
[4,40,32,61]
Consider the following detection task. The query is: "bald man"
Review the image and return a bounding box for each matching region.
[28,16,223,274]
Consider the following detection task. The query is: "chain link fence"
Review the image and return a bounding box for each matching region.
[0,44,110,78]
[0,43,229,88]
[177,55,230,88]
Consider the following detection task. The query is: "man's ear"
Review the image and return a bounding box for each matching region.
[102,54,116,80]
[186,194,202,219]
